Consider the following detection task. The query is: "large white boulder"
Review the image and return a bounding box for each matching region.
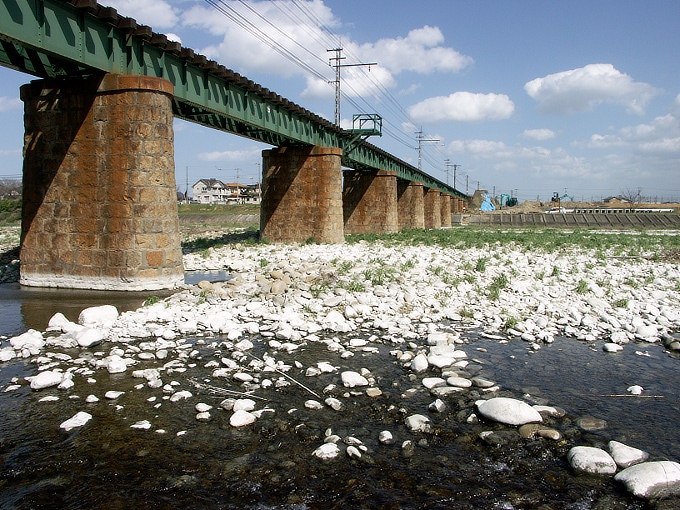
[567,446,617,475]
[615,461,680,499]
[476,397,543,426]
[608,440,649,468]
[78,305,119,328]
[30,370,64,390]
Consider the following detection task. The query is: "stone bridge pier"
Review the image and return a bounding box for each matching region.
[20,73,184,290]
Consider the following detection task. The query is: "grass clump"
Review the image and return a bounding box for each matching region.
[487,273,509,301]
[575,280,589,294]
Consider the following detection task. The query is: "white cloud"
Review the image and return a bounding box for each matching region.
[585,113,680,154]
[525,63,659,115]
[198,148,262,162]
[521,128,556,141]
[102,0,179,29]
[183,0,339,80]
[408,92,514,123]
[0,96,21,112]
[353,25,473,75]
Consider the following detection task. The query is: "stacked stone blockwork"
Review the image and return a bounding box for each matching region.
[343,169,398,235]
[260,146,344,243]
[20,74,184,290]
[397,180,425,231]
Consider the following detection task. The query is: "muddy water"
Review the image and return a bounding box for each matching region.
[0,286,679,508]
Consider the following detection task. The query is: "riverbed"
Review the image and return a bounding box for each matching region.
[1,228,680,508]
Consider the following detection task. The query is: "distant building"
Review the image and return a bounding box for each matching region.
[191,179,260,204]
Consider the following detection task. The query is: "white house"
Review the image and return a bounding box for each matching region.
[191,179,249,204]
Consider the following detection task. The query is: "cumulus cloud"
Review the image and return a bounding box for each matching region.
[525,63,659,115]
[354,25,473,75]
[408,92,514,123]
[586,113,680,154]
[0,96,21,112]
[183,0,339,81]
[102,0,179,29]
[521,128,556,141]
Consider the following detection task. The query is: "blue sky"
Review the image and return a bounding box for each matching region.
[1,0,679,203]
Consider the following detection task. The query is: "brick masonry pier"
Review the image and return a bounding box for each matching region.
[20,74,184,290]
[424,187,442,229]
[343,169,398,235]
[260,146,344,243]
[397,180,425,231]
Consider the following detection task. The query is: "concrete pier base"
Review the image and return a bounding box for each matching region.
[424,187,441,229]
[343,169,398,235]
[397,180,425,230]
[20,74,184,290]
[260,146,344,243]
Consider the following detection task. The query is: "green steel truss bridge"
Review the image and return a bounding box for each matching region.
[0,0,465,198]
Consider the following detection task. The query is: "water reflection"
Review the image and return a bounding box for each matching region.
[0,270,228,337]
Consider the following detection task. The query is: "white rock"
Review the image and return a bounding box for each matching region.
[379,430,394,444]
[627,385,643,395]
[422,377,446,389]
[104,391,125,399]
[313,442,341,460]
[85,395,99,403]
[195,403,213,413]
[230,409,256,427]
[476,397,543,426]
[324,397,343,411]
[10,330,45,351]
[615,461,680,499]
[60,411,92,431]
[169,390,193,402]
[603,343,623,353]
[30,370,64,390]
[608,440,649,468]
[78,305,119,327]
[410,353,429,373]
[233,398,256,412]
[130,420,152,430]
[404,414,431,433]
[305,400,324,410]
[48,313,84,333]
[567,446,617,475]
[0,347,16,362]
[341,371,368,388]
[446,376,472,388]
[75,328,105,348]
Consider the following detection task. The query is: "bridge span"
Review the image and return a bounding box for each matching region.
[1,0,468,290]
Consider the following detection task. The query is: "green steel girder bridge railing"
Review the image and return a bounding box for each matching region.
[0,0,465,198]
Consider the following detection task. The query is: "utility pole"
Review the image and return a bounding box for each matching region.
[453,164,460,190]
[466,175,469,195]
[415,127,439,171]
[327,47,376,126]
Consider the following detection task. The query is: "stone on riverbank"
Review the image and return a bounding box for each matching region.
[615,461,680,499]
[567,446,617,475]
[476,397,543,426]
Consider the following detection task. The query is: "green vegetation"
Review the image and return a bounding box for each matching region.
[575,279,589,294]
[487,273,509,301]
[0,199,21,226]
[346,226,680,255]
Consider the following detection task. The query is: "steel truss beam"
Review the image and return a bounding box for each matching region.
[0,0,465,197]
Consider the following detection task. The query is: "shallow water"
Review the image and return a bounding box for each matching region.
[0,284,679,508]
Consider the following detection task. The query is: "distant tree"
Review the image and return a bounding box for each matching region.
[620,187,642,204]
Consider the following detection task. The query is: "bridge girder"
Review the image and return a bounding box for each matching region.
[0,0,466,198]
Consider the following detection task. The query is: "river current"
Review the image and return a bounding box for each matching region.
[1,281,679,509]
